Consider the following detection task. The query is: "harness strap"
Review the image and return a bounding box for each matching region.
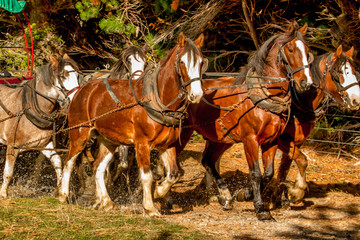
[67,86,80,96]
[201,97,232,111]
[0,98,15,116]
[102,78,120,105]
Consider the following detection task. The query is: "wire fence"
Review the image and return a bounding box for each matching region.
[304,113,360,163]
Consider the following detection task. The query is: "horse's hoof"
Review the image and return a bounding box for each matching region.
[53,188,59,198]
[236,188,253,202]
[57,194,68,203]
[209,195,218,203]
[0,192,7,198]
[256,211,275,221]
[144,208,161,217]
[218,196,232,211]
[102,201,119,212]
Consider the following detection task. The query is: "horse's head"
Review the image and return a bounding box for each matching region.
[175,32,205,103]
[279,23,313,93]
[326,45,360,110]
[49,54,80,108]
[122,46,147,80]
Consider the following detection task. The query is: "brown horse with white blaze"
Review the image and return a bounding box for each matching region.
[172,24,313,220]
[57,33,205,216]
[265,45,360,206]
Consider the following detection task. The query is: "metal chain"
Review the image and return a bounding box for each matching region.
[12,101,140,150]
[0,109,26,123]
[182,96,248,130]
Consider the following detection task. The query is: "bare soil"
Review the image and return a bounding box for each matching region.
[2,141,360,240]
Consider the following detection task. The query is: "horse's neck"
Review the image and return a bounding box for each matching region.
[156,58,182,109]
[33,79,58,113]
[310,57,333,110]
[261,61,289,97]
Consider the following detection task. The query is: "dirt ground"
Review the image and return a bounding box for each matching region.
[2,140,360,240]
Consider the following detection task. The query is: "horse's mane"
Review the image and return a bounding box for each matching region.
[310,53,329,86]
[311,52,353,86]
[110,46,146,78]
[235,27,307,84]
[34,56,78,87]
[332,52,353,76]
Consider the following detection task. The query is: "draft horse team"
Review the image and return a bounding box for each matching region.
[0,23,359,221]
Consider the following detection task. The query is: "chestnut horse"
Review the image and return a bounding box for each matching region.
[57,33,205,216]
[52,46,148,195]
[0,55,79,198]
[264,45,360,206]
[173,24,313,220]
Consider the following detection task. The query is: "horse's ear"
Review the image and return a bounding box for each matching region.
[334,45,343,59]
[345,46,354,60]
[298,23,308,35]
[286,23,295,34]
[177,32,187,48]
[63,53,71,60]
[195,33,204,48]
[50,55,59,67]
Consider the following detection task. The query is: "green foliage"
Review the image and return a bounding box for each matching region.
[0,23,65,71]
[145,33,167,59]
[76,0,139,37]
[75,0,100,21]
[153,0,174,16]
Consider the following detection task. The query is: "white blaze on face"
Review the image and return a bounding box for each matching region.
[295,40,313,85]
[180,51,203,103]
[128,54,146,80]
[61,64,79,101]
[341,62,360,106]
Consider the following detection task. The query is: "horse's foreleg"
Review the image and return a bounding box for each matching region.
[260,143,277,193]
[93,141,117,211]
[42,142,63,186]
[154,147,180,199]
[56,129,88,202]
[201,141,233,210]
[243,138,273,220]
[0,147,19,198]
[136,141,159,216]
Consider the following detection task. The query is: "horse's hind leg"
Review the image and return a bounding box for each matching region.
[92,140,117,211]
[283,147,308,204]
[154,147,180,199]
[267,142,308,207]
[0,147,19,198]
[201,141,233,210]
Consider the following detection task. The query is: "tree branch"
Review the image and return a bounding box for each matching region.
[242,0,259,49]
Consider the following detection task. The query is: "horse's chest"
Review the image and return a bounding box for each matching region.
[149,125,179,148]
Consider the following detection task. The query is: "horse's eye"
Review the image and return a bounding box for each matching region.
[288,48,293,53]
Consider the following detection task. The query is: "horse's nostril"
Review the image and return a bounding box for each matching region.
[353,99,359,106]
[300,79,307,89]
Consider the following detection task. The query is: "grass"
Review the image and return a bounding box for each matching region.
[0,197,211,240]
